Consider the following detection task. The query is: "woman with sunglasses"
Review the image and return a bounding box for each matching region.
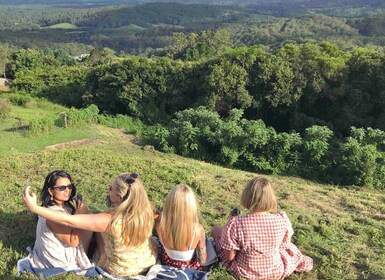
[22,172,157,278]
[22,170,93,276]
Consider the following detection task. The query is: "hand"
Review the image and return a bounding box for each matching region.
[22,186,38,212]
[75,199,88,214]
[154,210,161,222]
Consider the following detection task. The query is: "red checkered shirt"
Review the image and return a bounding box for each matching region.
[217,211,313,280]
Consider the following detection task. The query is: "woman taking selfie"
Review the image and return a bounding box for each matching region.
[22,172,157,277]
[20,170,92,276]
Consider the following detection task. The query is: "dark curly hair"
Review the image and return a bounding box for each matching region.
[40,170,77,215]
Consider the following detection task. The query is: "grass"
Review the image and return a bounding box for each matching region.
[0,85,11,93]
[46,22,77,29]
[0,97,99,158]
[1,99,385,279]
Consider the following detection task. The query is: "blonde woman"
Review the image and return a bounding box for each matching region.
[156,184,206,269]
[212,177,313,279]
[22,173,157,277]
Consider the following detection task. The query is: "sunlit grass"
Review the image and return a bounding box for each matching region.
[0,85,11,93]
[0,99,99,158]
[46,22,77,29]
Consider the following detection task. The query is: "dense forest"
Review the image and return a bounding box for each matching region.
[1,1,385,189]
[1,2,385,54]
[4,38,385,189]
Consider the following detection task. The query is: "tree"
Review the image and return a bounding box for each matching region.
[206,58,252,116]
[0,44,10,79]
[166,29,231,61]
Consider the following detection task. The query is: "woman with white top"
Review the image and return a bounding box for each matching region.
[24,170,92,274]
[155,184,206,269]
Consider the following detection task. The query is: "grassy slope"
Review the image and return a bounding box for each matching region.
[0,99,385,279]
[0,99,99,157]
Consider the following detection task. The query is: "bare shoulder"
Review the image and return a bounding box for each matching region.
[197,223,206,242]
[197,223,205,233]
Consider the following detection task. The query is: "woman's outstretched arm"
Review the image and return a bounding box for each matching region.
[23,186,110,233]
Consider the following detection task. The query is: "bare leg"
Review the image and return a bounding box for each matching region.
[79,230,93,254]
[95,232,105,256]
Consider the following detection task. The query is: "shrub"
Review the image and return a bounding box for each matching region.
[334,127,385,188]
[8,94,31,107]
[0,99,11,119]
[67,104,99,126]
[28,117,55,135]
[97,114,145,135]
[300,125,334,179]
[143,124,174,153]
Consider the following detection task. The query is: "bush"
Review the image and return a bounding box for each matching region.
[8,94,31,107]
[143,124,174,153]
[28,117,55,135]
[300,125,334,179]
[335,127,385,188]
[0,99,11,119]
[67,104,99,126]
[97,114,144,134]
[143,107,385,189]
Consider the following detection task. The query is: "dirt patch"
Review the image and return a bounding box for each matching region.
[45,137,100,150]
[0,78,11,86]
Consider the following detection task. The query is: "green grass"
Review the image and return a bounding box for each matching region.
[1,100,385,279]
[0,98,99,158]
[46,22,77,29]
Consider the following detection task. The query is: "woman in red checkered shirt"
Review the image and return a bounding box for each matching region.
[212,177,313,279]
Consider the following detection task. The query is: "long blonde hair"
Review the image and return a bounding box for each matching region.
[108,173,154,246]
[160,184,199,250]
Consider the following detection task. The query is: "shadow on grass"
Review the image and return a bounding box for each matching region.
[0,210,36,274]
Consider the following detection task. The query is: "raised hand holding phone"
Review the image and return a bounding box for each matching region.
[22,185,38,212]
[74,194,88,214]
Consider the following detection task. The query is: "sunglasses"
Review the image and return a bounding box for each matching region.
[51,183,74,191]
[125,172,138,185]
[123,173,138,200]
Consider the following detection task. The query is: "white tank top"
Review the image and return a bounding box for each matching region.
[28,205,91,270]
[163,224,197,261]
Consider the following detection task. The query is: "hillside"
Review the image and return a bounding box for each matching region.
[0,97,385,279]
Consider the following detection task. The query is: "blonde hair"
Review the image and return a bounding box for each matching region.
[108,173,154,246]
[160,184,199,250]
[241,177,277,213]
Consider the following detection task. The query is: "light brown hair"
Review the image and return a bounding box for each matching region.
[241,177,277,213]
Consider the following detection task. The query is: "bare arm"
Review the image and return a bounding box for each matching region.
[196,224,207,264]
[223,248,237,261]
[48,199,94,248]
[47,219,81,247]
[23,186,110,232]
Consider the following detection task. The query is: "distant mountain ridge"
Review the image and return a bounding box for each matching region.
[1,0,384,7]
